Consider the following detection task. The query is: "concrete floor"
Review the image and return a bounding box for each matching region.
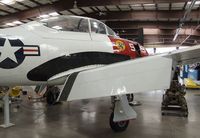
[1,89,200,138]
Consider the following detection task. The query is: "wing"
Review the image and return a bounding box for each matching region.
[55,55,172,101]
[53,45,200,101]
[165,45,200,65]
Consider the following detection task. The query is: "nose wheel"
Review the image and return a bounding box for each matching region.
[110,95,134,132]
[109,112,129,132]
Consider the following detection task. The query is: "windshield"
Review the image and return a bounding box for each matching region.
[107,26,117,36]
[40,16,89,33]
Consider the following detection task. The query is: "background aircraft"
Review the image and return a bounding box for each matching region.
[0,15,200,131]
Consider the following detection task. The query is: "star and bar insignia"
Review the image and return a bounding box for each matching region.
[0,38,40,69]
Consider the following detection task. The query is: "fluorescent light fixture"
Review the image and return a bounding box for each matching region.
[144,3,155,6]
[5,22,15,26]
[195,1,200,4]
[40,16,58,22]
[52,26,62,30]
[38,14,49,18]
[13,20,22,24]
[40,18,49,22]
[0,0,15,5]
[188,1,200,5]
[131,4,141,7]
[49,12,59,16]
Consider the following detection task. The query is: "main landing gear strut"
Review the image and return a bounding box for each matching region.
[46,86,60,105]
[110,95,137,132]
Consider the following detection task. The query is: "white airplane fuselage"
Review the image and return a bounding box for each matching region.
[0,16,148,86]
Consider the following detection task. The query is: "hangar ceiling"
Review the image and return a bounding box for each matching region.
[0,0,199,47]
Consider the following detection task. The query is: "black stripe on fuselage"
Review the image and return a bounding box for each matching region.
[27,52,130,81]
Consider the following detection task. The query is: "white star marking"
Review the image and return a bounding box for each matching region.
[0,39,21,63]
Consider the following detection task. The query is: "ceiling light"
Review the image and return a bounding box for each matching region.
[49,12,59,16]
[131,4,141,7]
[38,14,49,18]
[195,1,200,4]
[40,18,49,22]
[5,22,15,26]
[188,1,200,5]
[144,4,155,6]
[52,26,62,30]
[13,20,22,24]
[0,0,15,5]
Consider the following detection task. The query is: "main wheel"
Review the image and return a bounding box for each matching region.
[109,112,129,132]
[127,94,134,102]
[46,86,60,105]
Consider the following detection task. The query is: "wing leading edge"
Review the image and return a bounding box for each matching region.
[165,45,200,65]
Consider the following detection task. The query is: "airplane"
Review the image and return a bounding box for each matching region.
[0,15,200,132]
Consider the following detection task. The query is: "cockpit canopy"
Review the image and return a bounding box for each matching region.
[40,16,116,36]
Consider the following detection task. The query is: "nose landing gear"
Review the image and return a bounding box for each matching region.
[110,95,137,132]
[109,112,129,132]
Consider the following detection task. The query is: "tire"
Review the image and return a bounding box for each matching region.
[46,86,60,105]
[109,112,129,132]
[127,94,134,102]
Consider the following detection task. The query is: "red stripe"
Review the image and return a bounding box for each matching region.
[23,49,38,52]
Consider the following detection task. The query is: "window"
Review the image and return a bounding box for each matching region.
[40,16,89,33]
[107,26,116,36]
[78,19,89,32]
[90,19,106,34]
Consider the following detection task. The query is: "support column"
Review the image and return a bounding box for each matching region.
[0,91,14,128]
